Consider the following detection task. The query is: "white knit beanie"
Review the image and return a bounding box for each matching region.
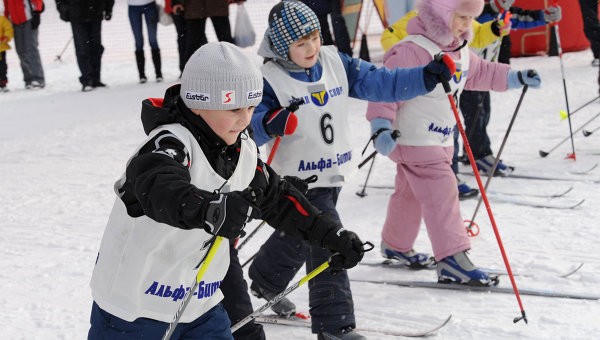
[180,42,263,110]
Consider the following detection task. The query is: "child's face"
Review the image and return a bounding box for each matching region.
[451,12,473,38]
[192,107,255,145]
[288,30,321,69]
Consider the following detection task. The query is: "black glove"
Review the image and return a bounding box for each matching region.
[104,11,112,21]
[31,12,41,30]
[422,54,456,92]
[202,188,261,239]
[312,214,364,270]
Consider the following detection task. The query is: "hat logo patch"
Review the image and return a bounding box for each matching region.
[222,91,235,104]
[185,92,210,102]
[247,90,263,100]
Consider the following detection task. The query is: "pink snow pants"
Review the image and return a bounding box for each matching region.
[381,145,471,260]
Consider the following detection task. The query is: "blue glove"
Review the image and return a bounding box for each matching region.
[370,118,397,156]
[507,70,541,89]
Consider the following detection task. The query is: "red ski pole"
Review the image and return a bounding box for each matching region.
[436,53,527,324]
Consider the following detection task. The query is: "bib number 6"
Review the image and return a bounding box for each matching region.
[320,113,334,144]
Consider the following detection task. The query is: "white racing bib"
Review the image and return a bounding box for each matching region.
[262,46,356,187]
[394,35,470,146]
[90,124,257,323]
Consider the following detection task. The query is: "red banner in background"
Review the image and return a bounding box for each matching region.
[510,0,593,57]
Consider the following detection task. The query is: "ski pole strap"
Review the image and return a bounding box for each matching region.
[361,127,387,155]
[358,130,400,168]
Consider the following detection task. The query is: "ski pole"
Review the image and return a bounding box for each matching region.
[551,2,576,160]
[236,221,266,251]
[163,235,225,340]
[55,36,73,62]
[241,252,257,268]
[356,130,400,197]
[356,153,375,197]
[232,260,330,332]
[466,84,529,233]
[437,53,527,323]
[231,242,374,332]
[236,133,282,251]
[539,110,600,157]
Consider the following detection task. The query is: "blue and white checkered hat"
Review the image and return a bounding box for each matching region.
[268,1,321,60]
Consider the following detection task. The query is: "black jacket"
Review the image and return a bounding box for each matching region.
[119,85,337,244]
[56,0,114,23]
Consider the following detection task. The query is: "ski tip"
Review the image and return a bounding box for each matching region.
[559,263,585,278]
[539,150,549,158]
[582,130,592,137]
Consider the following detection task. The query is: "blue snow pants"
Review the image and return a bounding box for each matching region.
[88,301,233,339]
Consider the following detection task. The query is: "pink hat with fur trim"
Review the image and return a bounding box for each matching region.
[416,0,484,46]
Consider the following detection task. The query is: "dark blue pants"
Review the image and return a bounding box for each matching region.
[88,301,232,339]
[221,240,265,340]
[128,3,160,51]
[459,90,493,159]
[0,51,7,85]
[579,0,600,59]
[248,187,355,334]
[71,20,104,86]
[184,17,233,65]
[171,12,187,72]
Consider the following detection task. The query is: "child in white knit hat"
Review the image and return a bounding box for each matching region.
[247,1,455,339]
[87,41,366,339]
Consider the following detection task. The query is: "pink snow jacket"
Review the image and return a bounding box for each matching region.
[366,1,511,123]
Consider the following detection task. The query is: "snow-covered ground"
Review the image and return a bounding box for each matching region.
[1,1,599,339]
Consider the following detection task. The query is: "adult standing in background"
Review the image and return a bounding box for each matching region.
[128,0,162,83]
[578,0,600,66]
[300,0,353,56]
[165,0,186,77]
[171,0,242,65]
[56,0,114,92]
[3,0,45,89]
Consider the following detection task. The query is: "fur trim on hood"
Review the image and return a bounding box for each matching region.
[416,0,484,46]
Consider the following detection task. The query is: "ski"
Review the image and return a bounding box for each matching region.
[360,260,584,278]
[351,279,600,301]
[458,167,600,184]
[487,194,585,209]
[364,184,575,199]
[254,313,453,338]
[489,186,573,198]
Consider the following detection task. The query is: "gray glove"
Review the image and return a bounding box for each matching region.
[544,6,562,23]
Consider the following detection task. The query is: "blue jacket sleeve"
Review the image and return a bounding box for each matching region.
[477,8,545,30]
[251,79,281,147]
[339,52,429,103]
[508,8,546,30]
